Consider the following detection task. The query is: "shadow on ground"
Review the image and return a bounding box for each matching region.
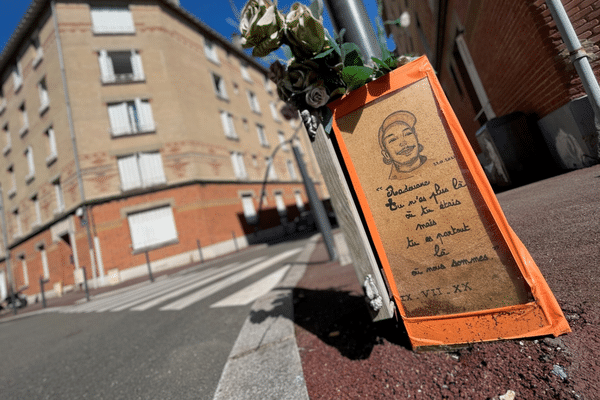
[249,287,412,360]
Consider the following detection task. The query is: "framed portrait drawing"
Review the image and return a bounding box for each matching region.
[328,56,570,349]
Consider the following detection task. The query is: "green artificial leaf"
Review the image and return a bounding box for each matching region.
[371,56,390,71]
[341,43,364,67]
[313,47,335,60]
[309,0,324,20]
[341,66,373,91]
[324,29,341,57]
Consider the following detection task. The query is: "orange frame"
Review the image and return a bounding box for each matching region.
[328,56,570,348]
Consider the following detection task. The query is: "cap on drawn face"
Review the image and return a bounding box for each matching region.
[379,111,417,148]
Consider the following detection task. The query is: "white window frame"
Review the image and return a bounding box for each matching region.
[20,256,29,287]
[25,146,35,183]
[38,78,50,114]
[294,190,305,212]
[45,127,58,165]
[270,102,281,121]
[32,36,43,68]
[7,165,16,198]
[241,194,258,224]
[247,90,261,114]
[39,245,50,280]
[53,179,65,214]
[256,124,269,147]
[286,159,298,180]
[117,152,167,191]
[278,131,288,151]
[19,103,28,137]
[220,111,238,139]
[31,195,42,228]
[127,206,178,252]
[266,157,277,180]
[98,49,144,83]
[240,62,252,82]
[3,123,10,155]
[12,63,23,92]
[204,39,220,64]
[274,191,287,215]
[107,98,155,136]
[13,209,22,238]
[212,73,228,99]
[230,152,248,180]
[90,6,135,35]
[0,91,6,114]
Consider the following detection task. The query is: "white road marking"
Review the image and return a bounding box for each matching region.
[131,256,270,311]
[160,248,302,311]
[210,265,290,308]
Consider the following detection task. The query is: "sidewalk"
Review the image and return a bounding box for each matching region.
[290,165,599,400]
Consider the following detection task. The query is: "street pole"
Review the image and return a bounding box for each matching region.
[546,0,600,156]
[292,144,337,261]
[323,0,381,60]
[0,186,17,315]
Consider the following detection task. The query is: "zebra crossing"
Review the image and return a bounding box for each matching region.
[57,247,302,314]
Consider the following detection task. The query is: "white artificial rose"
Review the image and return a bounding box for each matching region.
[285,3,326,59]
[239,0,284,57]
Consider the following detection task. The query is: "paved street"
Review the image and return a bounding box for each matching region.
[0,238,308,400]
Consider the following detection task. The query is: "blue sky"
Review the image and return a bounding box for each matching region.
[0,0,391,60]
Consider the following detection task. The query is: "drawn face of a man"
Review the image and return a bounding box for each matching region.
[381,123,420,166]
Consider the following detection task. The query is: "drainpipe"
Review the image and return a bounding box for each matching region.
[51,1,98,286]
[546,0,600,155]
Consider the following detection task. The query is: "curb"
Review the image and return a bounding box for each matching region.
[212,234,319,400]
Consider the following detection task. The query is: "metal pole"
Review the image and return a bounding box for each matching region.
[145,251,154,282]
[0,186,17,315]
[82,266,90,302]
[292,144,337,261]
[546,0,600,153]
[40,275,47,308]
[196,239,204,263]
[232,231,239,252]
[323,0,382,60]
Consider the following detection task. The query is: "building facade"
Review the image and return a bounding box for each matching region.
[0,0,327,301]
[382,0,600,187]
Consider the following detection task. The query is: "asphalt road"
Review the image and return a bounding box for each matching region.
[0,237,309,400]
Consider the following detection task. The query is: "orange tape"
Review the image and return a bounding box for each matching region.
[329,56,570,348]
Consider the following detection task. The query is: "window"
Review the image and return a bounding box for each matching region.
[240,62,252,82]
[20,255,29,287]
[266,157,277,180]
[278,131,288,150]
[19,103,29,137]
[31,195,41,227]
[12,63,23,92]
[33,36,43,68]
[241,194,258,224]
[204,39,219,64]
[38,78,50,114]
[294,191,305,212]
[247,90,260,113]
[45,127,57,165]
[13,209,22,238]
[212,73,228,99]
[90,7,135,34]
[127,206,178,251]
[270,102,281,121]
[293,138,304,154]
[230,152,247,179]
[220,111,238,139]
[274,191,286,215]
[107,98,155,136]
[25,146,35,183]
[286,159,298,180]
[3,123,10,155]
[256,124,269,147]
[264,75,273,94]
[98,50,144,83]
[53,179,65,213]
[117,152,166,191]
[7,165,16,198]
[0,89,6,114]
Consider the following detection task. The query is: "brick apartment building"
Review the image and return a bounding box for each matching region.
[382,0,599,187]
[0,0,327,302]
